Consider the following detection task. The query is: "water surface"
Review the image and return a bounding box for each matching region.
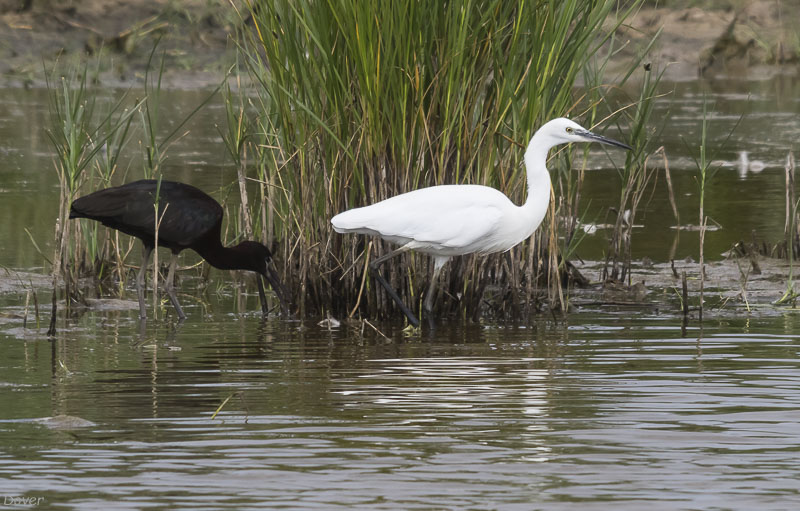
[2,314,800,509]
[2,77,800,509]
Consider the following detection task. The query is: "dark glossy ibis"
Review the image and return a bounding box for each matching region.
[69,179,288,320]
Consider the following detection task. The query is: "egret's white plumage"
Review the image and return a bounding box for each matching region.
[332,118,630,325]
[333,185,531,256]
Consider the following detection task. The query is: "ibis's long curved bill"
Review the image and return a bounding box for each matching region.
[261,264,291,315]
[576,129,632,150]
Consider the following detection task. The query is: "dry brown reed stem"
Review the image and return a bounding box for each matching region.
[234,147,270,314]
[699,214,706,322]
[681,271,689,317]
[152,204,169,320]
[23,290,30,328]
[603,153,656,285]
[785,151,797,257]
[349,241,372,318]
[502,253,519,317]
[363,319,391,340]
[525,231,536,311]
[237,155,255,240]
[113,232,135,298]
[32,288,40,328]
[48,171,71,336]
[658,145,681,261]
[547,188,565,311]
[734,256,752,312]
[658,146,679,226]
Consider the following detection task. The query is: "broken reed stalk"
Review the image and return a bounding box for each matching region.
[681,271,689,317]
[33,288,40,328]
[24,288,30,328]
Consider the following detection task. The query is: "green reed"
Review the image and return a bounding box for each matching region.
[602,62,664,285]
[685,97,740,320]
[45,62,140,334]
[46,47,221,329]
[231,0,644,321]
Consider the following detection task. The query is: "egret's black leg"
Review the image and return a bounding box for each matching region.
[137,245,153,320]
[164,251,186,320]
[369,246,419,327]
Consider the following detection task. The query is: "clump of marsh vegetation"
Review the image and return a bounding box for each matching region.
[601,63,664,287]
[45,62,139,334]
[45,50,219,333]
[49,1,664,327]
[229,0,650,323]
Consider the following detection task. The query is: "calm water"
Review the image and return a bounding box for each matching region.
[2,76,800,509]
[3,315,800,509]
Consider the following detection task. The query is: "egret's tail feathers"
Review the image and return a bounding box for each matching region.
[331,209,372,233]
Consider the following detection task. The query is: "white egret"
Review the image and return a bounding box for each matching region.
[332,118,631,326]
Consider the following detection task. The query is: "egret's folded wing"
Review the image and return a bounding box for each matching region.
[333,185,509,252]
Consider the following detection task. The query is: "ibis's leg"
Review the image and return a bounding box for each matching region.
[137,245,153,320]
[369,245,419,327]
[164,251,186,320]
[423,256,450,314]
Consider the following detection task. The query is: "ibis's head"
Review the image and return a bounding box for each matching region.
[535,118,632,151]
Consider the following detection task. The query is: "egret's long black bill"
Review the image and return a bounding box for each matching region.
[578,129,632,150]
[262,264,291,316]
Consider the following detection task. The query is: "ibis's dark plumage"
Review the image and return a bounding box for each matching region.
[69,179,287,319]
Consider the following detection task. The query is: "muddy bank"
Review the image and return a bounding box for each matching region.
[0,0,236,88]
[1,254,798,340]
[1,1,797,89]
[607,0,799,82]
[0,269,50,294]
[570,256,799,317]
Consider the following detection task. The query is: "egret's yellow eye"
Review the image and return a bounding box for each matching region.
[565,127,573,133]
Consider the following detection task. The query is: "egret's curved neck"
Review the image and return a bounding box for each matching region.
[521,132,554,230]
